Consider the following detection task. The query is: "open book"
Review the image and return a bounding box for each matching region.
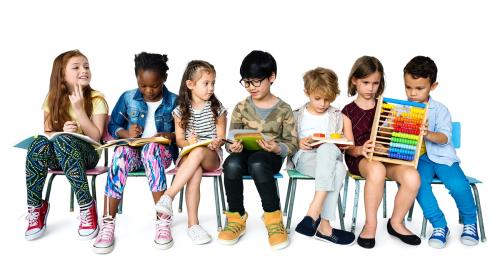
[228,129,270,151]
[309,133,354,147]
[179,139,213,158]
[14,132,101,149]
[97,136,170,150]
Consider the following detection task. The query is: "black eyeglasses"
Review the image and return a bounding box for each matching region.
[239,78,267,88]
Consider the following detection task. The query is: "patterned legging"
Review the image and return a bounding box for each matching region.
[25,135,99,207]
[104,143,172,199]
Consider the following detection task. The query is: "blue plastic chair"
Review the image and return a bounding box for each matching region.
[419,122,486,242]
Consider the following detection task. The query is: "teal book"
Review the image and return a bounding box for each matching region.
[14,133,101,149]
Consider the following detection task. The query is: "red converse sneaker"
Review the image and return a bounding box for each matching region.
[25,200,50,241]
[79,201,99,240]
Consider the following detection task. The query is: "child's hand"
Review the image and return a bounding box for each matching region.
[63,121,78,133]
[154,132,176,142]
[299,136,313,150]
[69,83,85,113]
[127,124,142,138]
[257,139,280,154]
[228,140,243,153]
[420,123,429,137]
[208,138,223,151]
[360,139,375,158]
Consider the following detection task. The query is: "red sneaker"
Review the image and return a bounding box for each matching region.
[78,201,99,240]
[25,200,50,241]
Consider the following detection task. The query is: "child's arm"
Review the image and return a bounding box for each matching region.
[70,84,104,142]
[272,106,298,157]
[208,111,227,150]
[173,115,190,148]
[226,104,244,153]
[108,93,129,139]
[423,105,452,145]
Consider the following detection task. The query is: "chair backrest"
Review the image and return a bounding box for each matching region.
[101,115,114,142]
[451,122,461,149]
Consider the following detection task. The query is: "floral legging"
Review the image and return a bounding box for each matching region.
[104,143,173,199]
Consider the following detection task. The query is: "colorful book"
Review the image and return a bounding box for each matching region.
[97,136,170,149]
[179,139,213,158]
[309,133,354,147]
[14,132,101,149]
[228,129,270,151]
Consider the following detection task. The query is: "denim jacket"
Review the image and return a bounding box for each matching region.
[108,85,179,159]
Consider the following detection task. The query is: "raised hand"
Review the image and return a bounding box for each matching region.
[68,83,85,113]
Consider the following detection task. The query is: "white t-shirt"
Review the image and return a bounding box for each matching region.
[141,100,162,138]
[299,108,329,139]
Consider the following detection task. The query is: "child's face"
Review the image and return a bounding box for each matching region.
[64,56,91,90]
[242,73,275,101]
[137,69,165,102]
[404,74,437,103]
[187,71,215,102]
[351,72,381,100]
[307,91,333,115]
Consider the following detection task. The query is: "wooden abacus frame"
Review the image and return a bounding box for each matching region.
[368,97,428,168]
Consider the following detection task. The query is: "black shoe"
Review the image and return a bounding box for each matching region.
[315,228,355,245]
[295,216,321,237]
[357,236,375,249]
[387,218,421,246]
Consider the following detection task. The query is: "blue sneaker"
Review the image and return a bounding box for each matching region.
[461,223,479,246]
[428,227,449,249]
[295,216,320,237]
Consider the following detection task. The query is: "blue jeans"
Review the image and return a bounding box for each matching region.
[416,154,477,228]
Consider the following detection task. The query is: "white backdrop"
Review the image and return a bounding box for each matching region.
[1,0,498,269]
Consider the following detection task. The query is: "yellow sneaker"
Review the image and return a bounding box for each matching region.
[217,212,247,245]
[263,210,289,250]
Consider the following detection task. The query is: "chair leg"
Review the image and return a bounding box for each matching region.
[407,201,414,221]
[275,179,281,210]
[213,176,222,231]
[383,181,387,218]
[337,194,345,231]
[471,184,487,242]
[283,177,293,217]
[70,188,75,212]
[420,217,427,238]
[218,176,226,212]
[342,175,349,218]
[178,186,184,213]
[44,174,57,202]
[117,196,123,214]
[351,180,360,233]
[91,175,97,200]
[285,178,297,234]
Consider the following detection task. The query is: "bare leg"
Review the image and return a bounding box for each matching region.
[102,195,120,218]
[186,167,203,227]
[358,159,386,238]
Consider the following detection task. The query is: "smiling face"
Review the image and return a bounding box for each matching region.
[64,56,91,90]
[187,70,216,103]
[404,73,438,103]
[137,69,166,102]
[351,71,381,100]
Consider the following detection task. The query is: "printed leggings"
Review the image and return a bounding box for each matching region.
[25,135,99,207]
[104,143,172,199]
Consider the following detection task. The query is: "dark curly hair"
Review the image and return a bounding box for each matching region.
[403,56,438,84]
[134,52,169,79]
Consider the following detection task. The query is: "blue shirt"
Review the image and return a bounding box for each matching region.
[423,97,460,166]
[108,85,179,159]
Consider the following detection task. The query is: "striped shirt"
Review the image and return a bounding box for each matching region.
[173,101,226,140]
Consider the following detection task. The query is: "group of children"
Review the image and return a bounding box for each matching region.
[23,49,479,254]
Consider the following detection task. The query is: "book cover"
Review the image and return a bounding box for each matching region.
[309,133,354,147]
[14,132,101,149]
[228,129,269,151]
[97,136,170,150]
[179,139,213,158]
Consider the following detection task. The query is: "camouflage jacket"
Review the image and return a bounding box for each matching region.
[229,96,298,157]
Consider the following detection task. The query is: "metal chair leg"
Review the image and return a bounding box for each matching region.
[383,181,387,218]
[342,174,349,218]
[351,180,360,232]
[338,194,345,231]
[420,217,428,238]
[70,189,75,212]
[283,177,293,217]
[407,201,414,221]
[218,176,226,212]
[275,179,281,210]
[213,176,222,231]
[285,178,297,234]
[471,184,487,242]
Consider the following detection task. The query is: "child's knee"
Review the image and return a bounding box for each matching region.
[317,143,341,156]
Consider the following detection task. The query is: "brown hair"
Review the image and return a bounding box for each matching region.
[347,56,385,97]
[303,67,340,101]
[45,50,95,131]
[178,60,222,129]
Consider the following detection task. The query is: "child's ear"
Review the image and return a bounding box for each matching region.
[269,72,276,84]
[186,80,194,90]
[430,81,438,91]
[163,73,168,82]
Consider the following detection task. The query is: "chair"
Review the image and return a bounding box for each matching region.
[168,168,226,231]
[283,169,345,233]
[418,122,487,242]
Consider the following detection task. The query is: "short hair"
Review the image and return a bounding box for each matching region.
[134,52,169,78]
[240,50,277,79]
[347,56,385,97]
[403,56,438,84]
[303,67,340,101]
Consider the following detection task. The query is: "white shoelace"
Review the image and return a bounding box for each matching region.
[27,207,39,227]
[80,208,94,227]
[463,224,477,235]
[432,227,447,237]
[156,216,172,237]
[97,218,115,241]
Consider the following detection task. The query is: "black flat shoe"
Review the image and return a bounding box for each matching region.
[387,218,421,246]
[357,235,375,249]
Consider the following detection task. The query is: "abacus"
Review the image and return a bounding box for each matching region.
[368,97,428,168]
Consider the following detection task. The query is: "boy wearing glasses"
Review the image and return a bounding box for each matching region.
[217,50,298,250]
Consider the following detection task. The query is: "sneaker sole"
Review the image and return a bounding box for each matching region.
[192,236,212,245]
[271,239,289,250]
[154,239,174,250]
[428,239,446,249]
[313,234,356,246]
[93,244,115,254]
[25,204,50,241]
[460,236,479,246]
[217,230,246,245]
[79,225,100,240]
